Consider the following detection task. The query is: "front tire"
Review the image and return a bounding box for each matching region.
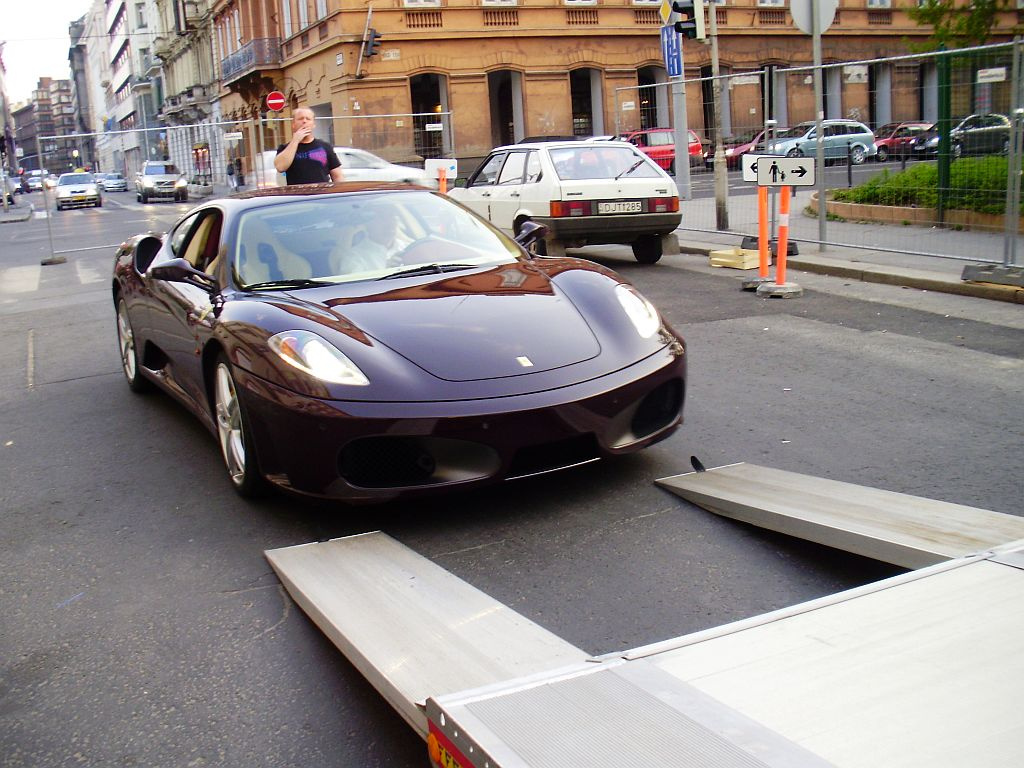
[876,146,889,162]
[632,234,663,264]
[850,145,867,165]
[213,354,267,498]
[787,148,802,158]
[116,298,151,393]
[140,192,149,204]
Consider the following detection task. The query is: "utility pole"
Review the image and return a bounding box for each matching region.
[708,1,728,230]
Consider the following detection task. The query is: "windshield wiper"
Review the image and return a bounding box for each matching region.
[615,159,646,180]
[245,278,331,290]
[379,263,474,280]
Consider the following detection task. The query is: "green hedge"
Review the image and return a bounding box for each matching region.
[832,157,1018,216]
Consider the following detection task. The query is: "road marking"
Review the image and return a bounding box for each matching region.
[1,264,42,293]
[75,259,104,284]
[26,329,35,388]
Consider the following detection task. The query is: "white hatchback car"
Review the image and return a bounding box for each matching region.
[449,141,680,263]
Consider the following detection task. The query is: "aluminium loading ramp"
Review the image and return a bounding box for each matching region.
[265,466,1024,768]
[656,462,1024,569]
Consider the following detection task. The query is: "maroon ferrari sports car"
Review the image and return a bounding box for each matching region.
[112,183,687,502]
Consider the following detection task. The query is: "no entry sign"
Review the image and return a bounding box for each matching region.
[266,91,286,111]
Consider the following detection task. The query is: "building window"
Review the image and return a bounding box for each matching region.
[866,0,891,6]
[316,0,327,18]
[282,0,293,37]
[234,9,242,45]
[564,0,598,5]
[482,0,518,5]
[299,0,308,28]
[403,0,442,7]
[757,0,785,6]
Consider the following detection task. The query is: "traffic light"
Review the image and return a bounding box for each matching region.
[672,0,706,41]
[366,28,383,57]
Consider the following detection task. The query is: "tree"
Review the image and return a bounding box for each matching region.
[908,0,1012,51]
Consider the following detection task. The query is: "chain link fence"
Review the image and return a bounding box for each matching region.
[616,42,1024,266]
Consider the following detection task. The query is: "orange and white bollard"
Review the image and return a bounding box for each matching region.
[756,184,803,298]
[742,184,773,291]
[437,168,447,194]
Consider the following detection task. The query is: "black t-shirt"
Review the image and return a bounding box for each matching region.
[276,138,341,185]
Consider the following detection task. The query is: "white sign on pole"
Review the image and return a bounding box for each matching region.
[424,123,444,132]
[757,156,815,187]
[790,0,838,35]
[622,101,636,112]
[977,67,1007,84]
[741,153,770,183]
[223,131,243,141]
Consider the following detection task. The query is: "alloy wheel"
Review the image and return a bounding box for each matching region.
[215,362,246,487]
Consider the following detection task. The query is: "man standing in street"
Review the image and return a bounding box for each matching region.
[274,107,345,185]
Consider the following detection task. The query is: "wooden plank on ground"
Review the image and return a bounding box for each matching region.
[265,532,588,737]
[656,463,1024,568]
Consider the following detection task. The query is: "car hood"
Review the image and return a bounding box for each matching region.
[305,263,602,382]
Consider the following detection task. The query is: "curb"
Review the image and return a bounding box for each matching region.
[679,241,1024,304]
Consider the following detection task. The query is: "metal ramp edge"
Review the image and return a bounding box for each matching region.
[655,462,1024,568]
[264,531,589,736]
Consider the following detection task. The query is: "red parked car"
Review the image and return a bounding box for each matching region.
[622,128,703,173]
[873,121,932,162]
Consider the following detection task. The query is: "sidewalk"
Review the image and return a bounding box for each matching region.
[676,192,1024,305]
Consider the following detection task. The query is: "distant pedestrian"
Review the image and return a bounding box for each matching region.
[226,159,236,190]
[235,158,245,190]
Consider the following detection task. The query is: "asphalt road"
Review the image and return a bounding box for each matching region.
[2,193,1022,767]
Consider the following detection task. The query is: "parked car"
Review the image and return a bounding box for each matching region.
[621,127,703,172]
[766,120,877,164]
[950,113,1011,158]
[54,172,102,210]
[449,140,681,263]
[873,121,932,162]
[136,161,188,203]
[111,184,686,500]
[704,129,767,170]
[100,172,128,192]
[909,124,940,158]
[255,147,439,189]
[25,170,46,191]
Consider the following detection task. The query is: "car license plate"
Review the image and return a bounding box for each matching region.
[598,200,642,215]
[73,195,87,201]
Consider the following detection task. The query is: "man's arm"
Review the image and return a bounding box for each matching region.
[274,128,312,173]
[326,146,345,182]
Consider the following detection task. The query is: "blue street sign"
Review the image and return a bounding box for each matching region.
[660,25,682,78]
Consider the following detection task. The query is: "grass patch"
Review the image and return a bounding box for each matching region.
[832,157,1017,216]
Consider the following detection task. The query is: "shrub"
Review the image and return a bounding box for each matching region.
[832,157,1019,215]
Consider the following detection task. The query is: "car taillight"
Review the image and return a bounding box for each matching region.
[550,200,595,217]
[648,197,679,213]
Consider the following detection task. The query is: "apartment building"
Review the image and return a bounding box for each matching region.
[153,0,222,182]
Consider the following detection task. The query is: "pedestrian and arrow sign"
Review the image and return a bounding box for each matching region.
[755,155,816,187]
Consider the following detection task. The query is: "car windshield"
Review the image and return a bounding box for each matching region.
[58,173,93,185]
[233,190,522,288]
[108,173,124,180]
[550,145,661,180]
[337,149,387,169]
[776,124,813,139]
[145,163,178,174]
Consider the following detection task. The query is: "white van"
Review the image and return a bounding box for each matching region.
[251,147,438,189]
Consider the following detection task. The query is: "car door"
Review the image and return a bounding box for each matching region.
[146,209,223,410]
[485,150,530,234]
[451,152,506,221]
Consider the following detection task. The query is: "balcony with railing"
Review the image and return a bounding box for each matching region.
[221,38,282,84]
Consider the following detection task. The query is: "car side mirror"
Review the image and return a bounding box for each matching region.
[514,221,548,251]
[147,257,218,293]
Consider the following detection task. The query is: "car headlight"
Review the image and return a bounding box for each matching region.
[615,284,661,339]
[268,330,370,386]
[175,178,187,188]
